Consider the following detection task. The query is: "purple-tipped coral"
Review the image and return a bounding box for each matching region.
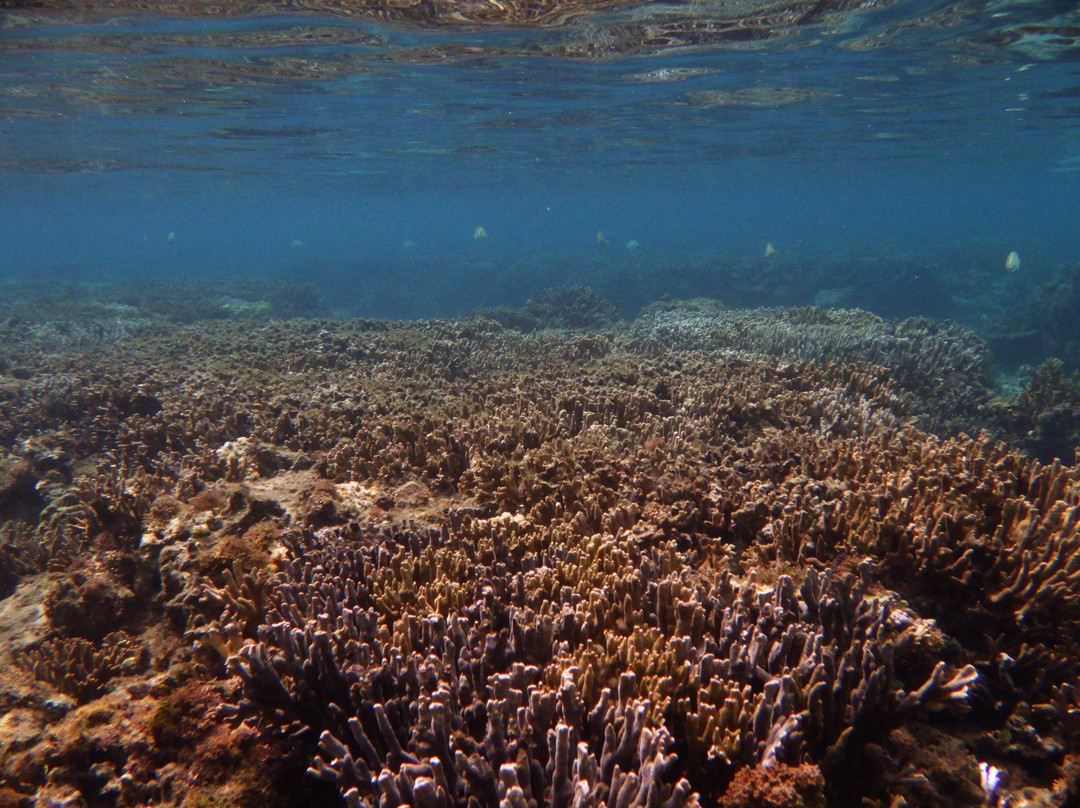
[0,309,1075,808]
[212,521,977,806]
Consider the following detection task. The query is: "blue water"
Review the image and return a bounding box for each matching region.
[3,5,1080,320]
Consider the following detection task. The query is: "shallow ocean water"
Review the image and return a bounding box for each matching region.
[3,0,1080,329]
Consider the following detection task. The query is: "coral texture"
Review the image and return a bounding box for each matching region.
[0,306,1076,808]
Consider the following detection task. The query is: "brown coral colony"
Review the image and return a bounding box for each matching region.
[0,306,1078,808]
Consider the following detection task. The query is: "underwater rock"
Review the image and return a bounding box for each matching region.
[0,709,43,757]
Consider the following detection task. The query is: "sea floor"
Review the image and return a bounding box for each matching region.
[0,285,1078,808]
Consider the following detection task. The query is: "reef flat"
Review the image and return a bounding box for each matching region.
[0,303,1078,808]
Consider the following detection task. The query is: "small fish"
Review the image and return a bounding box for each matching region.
[403,239,417,250]
[166,231,176,243]
[625,239,640,251]
[597,231,606,247]
[291,239,304,249]
[473,226,487,241]
[765,242,777,257]
[1005,250,1021,272]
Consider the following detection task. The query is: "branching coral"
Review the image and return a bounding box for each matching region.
[213,520,975,806]
[0,309,1075,808]
[16,631,149,702]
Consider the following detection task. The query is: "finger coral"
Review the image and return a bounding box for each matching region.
[0,304,1075,808]
[15,631,149,702]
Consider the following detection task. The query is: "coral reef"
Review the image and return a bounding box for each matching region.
[0,304,1077,808]
[985,261,1080,373]
[625,306,993,436]
[16,631,149,702]
[996,359,1080,462]
[216,525,972,806]
[475,286,619,332]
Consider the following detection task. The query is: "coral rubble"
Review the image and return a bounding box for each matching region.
[0,305,1077,808]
